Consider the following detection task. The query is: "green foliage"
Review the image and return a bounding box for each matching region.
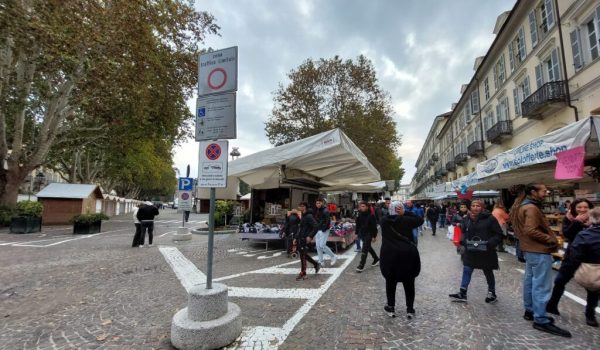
[15,201,44,217]
[265,55,404,183]
[215,200,236,227]
[70,213,109,224]
[0,206,16,226]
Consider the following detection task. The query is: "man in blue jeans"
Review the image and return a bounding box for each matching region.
[314,198,337,266]
[512,183,571,338]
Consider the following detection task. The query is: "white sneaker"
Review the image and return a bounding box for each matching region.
[139,245,145,248]
[148,244,153,247]
[330,256,337,266]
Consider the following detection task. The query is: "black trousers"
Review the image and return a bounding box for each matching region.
[428,219,437,235]
[299,246,318,274]
[386,278,415,312]
[132,223,141,247]
[358,236,378,267]
[140,221,154,245]
[548,267,599,316]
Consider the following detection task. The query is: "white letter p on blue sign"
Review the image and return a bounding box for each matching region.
[178,177,193,191]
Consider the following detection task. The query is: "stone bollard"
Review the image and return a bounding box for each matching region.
[171,283,242,350]
[172,227,192,242]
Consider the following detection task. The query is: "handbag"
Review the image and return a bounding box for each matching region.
[574,263,600,292]
[466,236,488,252]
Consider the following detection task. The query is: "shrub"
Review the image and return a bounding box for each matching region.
[15,201,43,217]
[0,206,16,226]
[70,213,109,224]
[215,200,236,226]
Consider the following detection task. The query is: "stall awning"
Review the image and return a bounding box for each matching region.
[321,181,386,193]
[229,129,380,189]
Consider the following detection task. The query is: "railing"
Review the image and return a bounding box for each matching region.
[486,120,512,144]
[467,141,484,157]
[446,161,456,171]
[521,80,567,118]
[454,153,468,165]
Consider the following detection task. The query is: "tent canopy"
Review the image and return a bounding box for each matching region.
[229,129,380,189]
[321,181,386,193]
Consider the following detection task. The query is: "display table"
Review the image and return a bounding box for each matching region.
[327,224,355,252]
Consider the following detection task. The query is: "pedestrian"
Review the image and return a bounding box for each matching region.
[314,198,338,266]
[375,197,391,225]
[415,204,425,235]
[559,206,600,327]
[131,203,142,247]
[137,201,159,247]
[547,198,594,316]
[380,201,424,319]
[426,203,440,236]
[282,209,301,257]
[294,202,321,280]
[439,203,448,228]
[491,201,510,252]
[404,200,419,246]
[449,199,502,303]
[510,183,571,337]
[355,201,380,272]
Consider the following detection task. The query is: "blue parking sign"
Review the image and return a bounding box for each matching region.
[178,177,194,191]
[197,107,206,118]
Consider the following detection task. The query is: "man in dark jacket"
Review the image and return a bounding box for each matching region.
[314,198,337,266]
[426,204,439,236]
[294,202,321,280]
[375,197,391,225]
[137,201,159,247]
[355,201,380,272]
[512,183,571,338]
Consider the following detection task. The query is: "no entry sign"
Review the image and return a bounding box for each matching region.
[198,47,238,96]
[198,140,228,188]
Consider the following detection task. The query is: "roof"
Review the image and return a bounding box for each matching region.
[229,128,380,189]
[36,183,103,199]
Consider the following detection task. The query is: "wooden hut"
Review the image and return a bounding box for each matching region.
[36,184,104,224]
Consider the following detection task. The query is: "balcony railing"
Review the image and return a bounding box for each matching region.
[486,120,513,144]
[454,153,468,165]
[432,153,439,161]
[467,141,484,157]
[521,80,567,119]
[446,161,456,172]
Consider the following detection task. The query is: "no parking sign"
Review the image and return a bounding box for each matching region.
[198,141,228,188]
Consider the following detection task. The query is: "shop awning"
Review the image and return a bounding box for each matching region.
[321,181,386,193]
[228,129,380,190]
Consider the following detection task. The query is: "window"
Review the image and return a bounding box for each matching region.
[496,97,510,121]
[529,10,538,47]
[494,54,506,90]
[587,19,599,61]
[509,27,527,72]
[465,101,472,122]
[484,110,495,139]
[484,78,490,100]
[471,90,480,113]
[513,76,531,116]
[540,0,555,34]
[570,28,584,71]
[546,48,561,82]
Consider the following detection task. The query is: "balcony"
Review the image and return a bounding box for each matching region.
[521,81,567,119]
[486,120,513,144]
[446,161,456,172]
[432,153,439,161]
[454,153,468,165]
[467,141,484,157]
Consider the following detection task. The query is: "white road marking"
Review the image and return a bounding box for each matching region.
[6,228,130,248]
[159,246,206,292]
[515,268,600,313]
[228,287,319,299]
[257,252,284,260]
[249,267,338,275]
[159,230,177,237]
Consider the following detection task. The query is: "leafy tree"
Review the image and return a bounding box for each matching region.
[0,0,219,205]
[265,55,404,185]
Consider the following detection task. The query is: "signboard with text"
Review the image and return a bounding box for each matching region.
[198,47,238,96]
[195,93,236,141]
[198,141,229,188]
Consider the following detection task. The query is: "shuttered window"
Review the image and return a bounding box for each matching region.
[570,29,584,71]
[529,10,538,47]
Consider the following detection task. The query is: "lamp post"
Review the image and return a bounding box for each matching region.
[33,171,46,194]
[230,147,240,160]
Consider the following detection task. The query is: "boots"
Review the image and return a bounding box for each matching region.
[449,288,467,302]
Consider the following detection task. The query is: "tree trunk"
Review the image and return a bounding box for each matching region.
[0,169,25,207]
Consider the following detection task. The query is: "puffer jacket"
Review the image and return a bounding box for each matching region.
[460,211,503,270]
[513,198,557,254]
[566,224,600,268]
[313,206,330,232]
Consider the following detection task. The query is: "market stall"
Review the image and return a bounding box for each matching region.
[227,128,380,248]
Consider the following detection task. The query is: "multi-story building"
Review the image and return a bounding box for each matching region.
[411,0,600,198]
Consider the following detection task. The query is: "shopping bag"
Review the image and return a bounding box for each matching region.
[447,225,454,240]
[453,225,462,247]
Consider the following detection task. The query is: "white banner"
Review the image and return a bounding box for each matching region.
[476,117,591,179]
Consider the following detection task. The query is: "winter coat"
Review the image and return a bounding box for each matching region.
[296,210,318,241]
[313,207,331,232]
[375,205,389,224]
[451,211,468,226]
[513,198,558,254]
[567,224,600,269]
[283,213,300,238]
[137,204,159,222]
[460,211,503,270]
[562,217,589,242]
[379,212,424,282]
[356,211,377,239]
[426,206,439,221]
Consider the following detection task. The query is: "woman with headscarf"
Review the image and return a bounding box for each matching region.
[379,201,424,319]
[449,199,503,303]
[546,198,594,316]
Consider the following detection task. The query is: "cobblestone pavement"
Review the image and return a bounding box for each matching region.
[1,211,599,349]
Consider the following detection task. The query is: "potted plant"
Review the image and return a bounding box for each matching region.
[10,201,43,234]
[71,213,109,235]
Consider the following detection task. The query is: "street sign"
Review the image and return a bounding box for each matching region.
[178,190,193,211]
[178,177,194,191]
[198,47,238,96]
[198,140,228,188]
[195,93,236,141]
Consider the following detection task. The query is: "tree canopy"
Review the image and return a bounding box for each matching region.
[265,55,404,185]
[0,0,219,205]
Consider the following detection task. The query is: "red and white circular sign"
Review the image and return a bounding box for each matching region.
[180,192,190,200]
[207,68,227,90]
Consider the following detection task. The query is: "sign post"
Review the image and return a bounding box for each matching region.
[178,177,194,227]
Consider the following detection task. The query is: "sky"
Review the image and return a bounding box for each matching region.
[174,0,516,184]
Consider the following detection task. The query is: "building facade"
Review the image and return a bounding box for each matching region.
[411,0,600,198]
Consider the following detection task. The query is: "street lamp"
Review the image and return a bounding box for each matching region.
[230,147,241,160]
[34,171,46,193]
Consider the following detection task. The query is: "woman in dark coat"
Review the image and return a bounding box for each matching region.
[380,201,424,319]
[449,199,502,303]
[547,198,593,315]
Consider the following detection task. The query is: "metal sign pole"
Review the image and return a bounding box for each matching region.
[206,187,216,289]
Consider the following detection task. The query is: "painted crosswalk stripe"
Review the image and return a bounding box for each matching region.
[159,246,206,291]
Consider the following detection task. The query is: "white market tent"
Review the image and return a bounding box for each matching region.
[321,181,386,193]
[229,129,380,189]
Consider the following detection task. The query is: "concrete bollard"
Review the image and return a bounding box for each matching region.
[173,227,192,242]
[171,283,242,350]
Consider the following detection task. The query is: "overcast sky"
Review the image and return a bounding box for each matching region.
[174,0,516,184]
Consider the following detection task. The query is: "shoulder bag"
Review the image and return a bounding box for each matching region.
[574,262,600,292]
[463,219,488,252]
